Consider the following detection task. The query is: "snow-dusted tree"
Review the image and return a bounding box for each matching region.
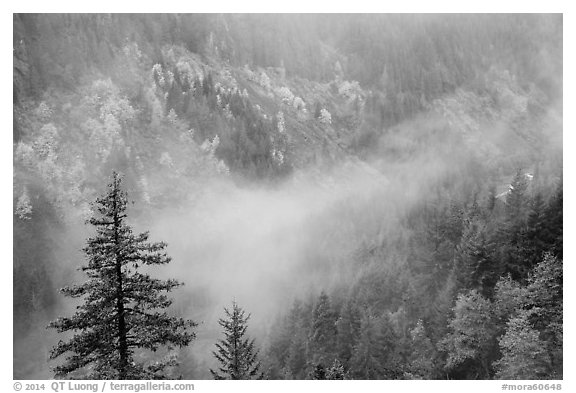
[48,172,196,379]
[15,188,33,219]
[210,302,264,380]
[319,108,332,125]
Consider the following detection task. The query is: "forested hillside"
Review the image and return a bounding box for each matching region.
[13,14,562,380]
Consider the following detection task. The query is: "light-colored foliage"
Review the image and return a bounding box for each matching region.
[439,290,495,374]
[319,108,332,125]
[15,188,33,219]
[494,310,550,379]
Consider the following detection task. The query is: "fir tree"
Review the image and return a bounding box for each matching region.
[210,302,264,380]
[48,172,196,379]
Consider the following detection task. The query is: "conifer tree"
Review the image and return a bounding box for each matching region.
[349,311,387,379]
[48,172,196,379]
[520,193,548,268]
[309,291,338,367]
[335,299,361,369]
[456,218,499,297]
[326,359,347,379]
[210,302,264,380]
[309,363,326,380]
[499,169,530,279]
[406,319,436,379]
[285,327,308,379]
[543,181,563,259]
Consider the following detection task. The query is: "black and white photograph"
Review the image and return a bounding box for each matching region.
[11,11,564,386]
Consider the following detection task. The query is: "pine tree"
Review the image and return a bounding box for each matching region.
[48,172,196,379]
[210,302,264,380]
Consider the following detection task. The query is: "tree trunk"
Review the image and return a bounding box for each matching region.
[113,187,129,379]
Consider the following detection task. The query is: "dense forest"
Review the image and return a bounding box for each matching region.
[13,14,562,380]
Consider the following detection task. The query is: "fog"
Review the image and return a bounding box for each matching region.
[12,13,562,380]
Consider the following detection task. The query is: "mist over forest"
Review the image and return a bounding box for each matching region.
[13,14,562,380]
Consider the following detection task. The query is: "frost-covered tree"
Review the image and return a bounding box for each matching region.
[319,108,332,125]
[210,302,264,380]
[48,172,196,379]
[15,188,33,219]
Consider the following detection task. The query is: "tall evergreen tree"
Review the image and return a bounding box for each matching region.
[210,302,264,380]
[522,193,547,261]
[349,311,386,379]
[543,181,563,260]
[48,172,196,379]
[285,326,308,379]
[456,218,499,297]
[309,291,338,367]
[498,169,530,279]
[335,298,361,369]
